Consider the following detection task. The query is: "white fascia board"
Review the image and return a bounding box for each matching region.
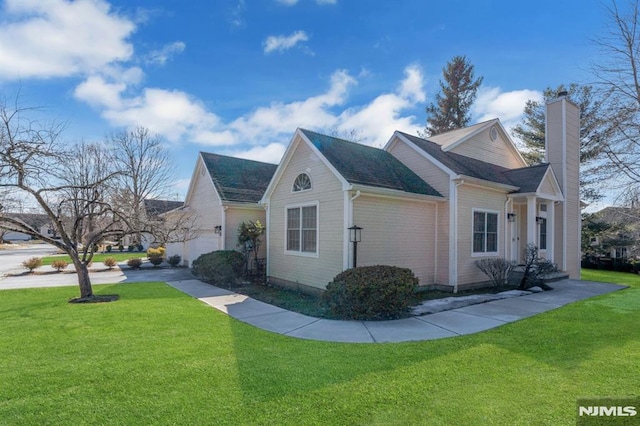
[454,175,519,193]
[260,130,301,204]
[221,201,264,210]
[350,184,444,203]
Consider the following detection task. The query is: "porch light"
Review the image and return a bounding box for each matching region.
[348,225,363,268]
[535,216,544,225]
[507,213,516,222]
[214,225,222,234]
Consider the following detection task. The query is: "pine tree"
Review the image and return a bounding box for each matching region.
[424,55,483,136]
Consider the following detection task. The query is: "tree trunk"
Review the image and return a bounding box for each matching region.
[72,258,94,299]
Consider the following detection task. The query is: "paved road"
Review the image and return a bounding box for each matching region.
[0,243,194,290]
[0,243,58,277]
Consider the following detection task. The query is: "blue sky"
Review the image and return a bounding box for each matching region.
[0,0,607,199]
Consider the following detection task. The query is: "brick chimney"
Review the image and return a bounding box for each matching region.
[545,91,580,278]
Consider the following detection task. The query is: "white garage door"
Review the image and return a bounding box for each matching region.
[187,231,220,264]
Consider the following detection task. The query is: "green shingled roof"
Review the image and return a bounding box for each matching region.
[300,129,442,198]
[200,152,278,203]
[397,131,551,194]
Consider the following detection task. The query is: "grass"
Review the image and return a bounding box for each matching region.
[0,271,638,424]
[39,252,147,265]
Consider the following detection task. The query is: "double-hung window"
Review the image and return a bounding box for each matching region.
[473,210,498,254]
[286,204,317,254]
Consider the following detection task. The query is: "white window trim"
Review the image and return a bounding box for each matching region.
[291,172,312,193]
[284,201,319,258]
[471,208,500,257]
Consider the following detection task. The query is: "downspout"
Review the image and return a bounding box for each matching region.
[263,203,270,280]
[504,196,511,262]
[453,179,464,294]
[221,206,228,250]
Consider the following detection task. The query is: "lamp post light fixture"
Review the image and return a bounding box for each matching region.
[507,212,516,223]
[348,225,362,268]
[535,216,544,225]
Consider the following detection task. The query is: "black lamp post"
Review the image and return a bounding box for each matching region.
[348,225,362,268]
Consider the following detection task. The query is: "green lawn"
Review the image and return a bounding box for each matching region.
[0,271,638,425]
[40,252,147,265]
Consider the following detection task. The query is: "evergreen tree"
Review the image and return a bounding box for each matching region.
[424,55,483,136]
[512,84,610,202]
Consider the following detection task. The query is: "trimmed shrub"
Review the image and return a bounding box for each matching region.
[167,254,182,268]
[127,245,135,252]
[137,244,144,252]
[106,245,112,253]
[22,257,43,273]
[146,247,166,259]
[475,258,515,287]
[103,257,118,269]
[51,259,69,272]
[149,256,163,267]
[323,265,418,320]
[191,250,244,287]
[118,244,124,252]
[127,258,143,269]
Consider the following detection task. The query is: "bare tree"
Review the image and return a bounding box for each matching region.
[590,0,640,192]
[0,99,178,301]
[108,127,174,242]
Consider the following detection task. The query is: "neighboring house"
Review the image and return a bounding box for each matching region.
[178,94,580,293]
[1,213,54,241]
[165,152,278,266]
[586,206,640,259]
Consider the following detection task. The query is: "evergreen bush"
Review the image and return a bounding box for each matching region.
[191,250,244,287]
[323,265,418,320]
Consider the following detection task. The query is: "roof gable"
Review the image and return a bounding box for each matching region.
[198,152,277,203]
[143,199,184,218]
[426,119,526,168]
[300,129,442,197]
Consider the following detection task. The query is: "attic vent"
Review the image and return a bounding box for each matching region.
[490,125,498,141]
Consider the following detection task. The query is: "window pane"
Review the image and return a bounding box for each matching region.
[287,208,300,251]
[539,218,547,250]
[486,213,498,233]
[301,206,317,253]
[473,212,485,233]
[473,232,485,253]
[487,232,497,252]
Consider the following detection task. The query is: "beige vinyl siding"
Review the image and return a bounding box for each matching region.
[387,136,450,284]
[225,206,267,258]
[456,184,508,285]
[538,172,557,197]
[183,159,224,264]
[352,194,438,287]
[388,137,451,197]
[268,138,345,290]
[547,98,581,278]
[448,127,524,169]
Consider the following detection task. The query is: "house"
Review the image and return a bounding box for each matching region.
[584,206,640,260]
[0,213,54,242]
[259,94,580,293]
[176,94,580,293]
[165,152,277,266]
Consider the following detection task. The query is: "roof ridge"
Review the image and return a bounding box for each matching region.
[199,151,277,166]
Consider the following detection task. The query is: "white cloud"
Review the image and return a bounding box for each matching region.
[73,64,428,153]
[263,30,309,54]
[0,0,135,80]
[231,143,287,164]
[146,41,186,66]
[473,87,543,129]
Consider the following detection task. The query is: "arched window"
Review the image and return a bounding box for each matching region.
[293,173,311,192]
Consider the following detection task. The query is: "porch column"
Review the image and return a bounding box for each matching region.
[526,196,537,247]
[547,201,555,263]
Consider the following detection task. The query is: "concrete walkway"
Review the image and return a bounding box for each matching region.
[166,278,628,343]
